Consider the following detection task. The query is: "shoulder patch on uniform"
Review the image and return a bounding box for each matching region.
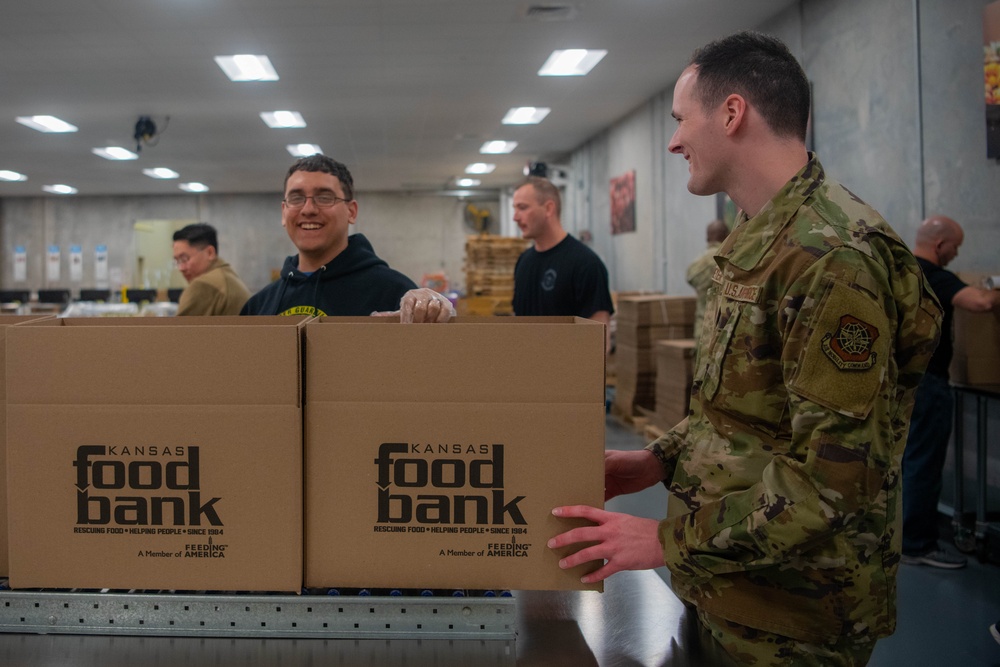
[788,279,890,419]
[820,315,880,370]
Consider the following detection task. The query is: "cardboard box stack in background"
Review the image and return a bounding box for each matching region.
[612,294,695,418]
[653,340,697,432]
[459,235,530,316]
[5,316,307,592]
[950,305,1000,385]
[303,316,606,592]
[948,272,1000,386]
[0,315,55,576]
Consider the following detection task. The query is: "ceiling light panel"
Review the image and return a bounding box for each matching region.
[456,178,481,187]
[0,170,27,182]
[92,147,138,160]
[287,144,323,157]
[465,163,496,174]
[261,111,306,128]
[16,115,78,133]
[538,49,607,76]
[43,184,77,195]
[142,168,179,179]
[502,107,551,125]
[214,55,279,82]
[179,182,209,193]
[480,141,518,154]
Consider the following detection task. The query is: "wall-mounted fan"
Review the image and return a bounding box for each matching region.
[464,204,492,234]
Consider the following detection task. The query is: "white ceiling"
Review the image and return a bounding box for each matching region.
[0,0,797,198]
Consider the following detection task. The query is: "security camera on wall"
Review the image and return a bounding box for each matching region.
[523,161,571,186]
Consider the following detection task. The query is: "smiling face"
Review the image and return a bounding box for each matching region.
[281,170,358,272]
[667,67,729,197]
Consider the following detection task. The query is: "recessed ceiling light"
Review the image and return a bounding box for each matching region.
[179,182,209,193]
[503,107,551,125]
[16,115,78,133]
[142,167,179,179]
[465,163,496,174]
[538,49,607,76]
[214,55,279,82]
[287,144,323,158]
[0,170,27,182]
[43,184,77,195]
[261,111,306,128]
[480,141,518,154]
[92,146,138,160]
[456,178,481,187]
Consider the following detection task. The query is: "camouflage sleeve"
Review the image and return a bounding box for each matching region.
[661,247,939,585]
[646,417,689,481]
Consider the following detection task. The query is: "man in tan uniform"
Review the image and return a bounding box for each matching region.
[549,31,941,666]
[172,223,251,316]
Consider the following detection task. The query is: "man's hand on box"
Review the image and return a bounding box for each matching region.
[605,449,664,501]
[371,288,455,323]
[547,506,663,583]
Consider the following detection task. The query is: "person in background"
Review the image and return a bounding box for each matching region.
[511,176,613,349]
[685,218,730,340]
[901,215,1000,570]
[547,31,941,666]
[172,222,251,316]
[240,155,454,322]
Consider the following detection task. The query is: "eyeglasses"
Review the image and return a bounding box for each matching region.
[173,246,206,267]
[283,193,351,208]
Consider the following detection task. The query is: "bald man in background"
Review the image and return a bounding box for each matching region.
[901,215,1000,569]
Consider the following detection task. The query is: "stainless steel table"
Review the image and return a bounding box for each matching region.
[0,570,733,666]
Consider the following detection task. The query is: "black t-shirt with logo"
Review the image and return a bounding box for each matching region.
[917,256,967,378]
[512,234,614,318]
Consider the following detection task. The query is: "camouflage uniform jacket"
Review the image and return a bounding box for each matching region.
[647,155,941,644]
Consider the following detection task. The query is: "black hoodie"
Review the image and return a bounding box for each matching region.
[240,233,417,316]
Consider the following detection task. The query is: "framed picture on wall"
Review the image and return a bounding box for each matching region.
[985,0,1000,159]
[610,170,636,235]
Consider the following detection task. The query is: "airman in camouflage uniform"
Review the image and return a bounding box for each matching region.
[650,154,941,664]
[547,31,941,667]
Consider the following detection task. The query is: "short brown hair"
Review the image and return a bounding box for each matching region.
[518,176,561,217]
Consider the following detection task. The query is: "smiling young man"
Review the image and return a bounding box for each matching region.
[172,222,251,316]
[240,155,453,322]
[548,31,941,666]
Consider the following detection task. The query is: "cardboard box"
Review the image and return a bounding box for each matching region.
[654,340,697,430]
[616,295,695,326]
[5,316,307,591]
[950,306,1000,385]
[0,315,55,576]
[303,316,606,592]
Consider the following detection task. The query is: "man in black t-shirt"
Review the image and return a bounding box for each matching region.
[902,215,1000,569]
[511,177,613,351]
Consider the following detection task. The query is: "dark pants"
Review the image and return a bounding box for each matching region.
[902,372,954,555]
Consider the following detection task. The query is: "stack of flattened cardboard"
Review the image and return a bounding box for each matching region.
[654,339,697,431]
[612,295,695,416]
